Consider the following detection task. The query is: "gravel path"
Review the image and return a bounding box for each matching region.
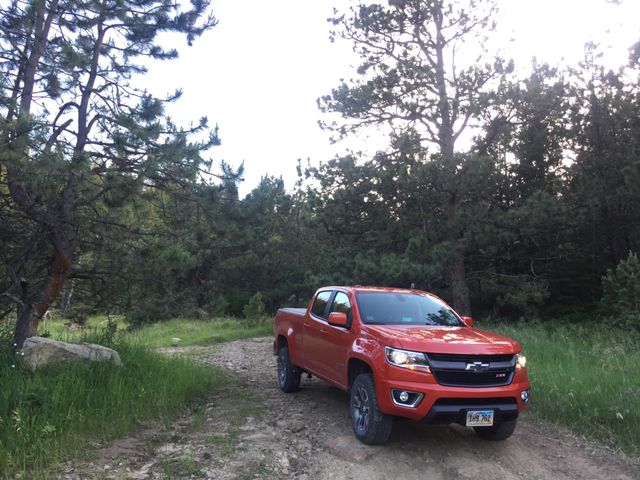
[64,337,639,479]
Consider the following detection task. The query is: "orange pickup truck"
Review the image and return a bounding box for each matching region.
[273,286,530,444]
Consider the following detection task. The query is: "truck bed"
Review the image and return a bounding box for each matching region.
[277,307,306,316]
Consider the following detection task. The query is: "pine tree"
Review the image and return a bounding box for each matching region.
[0,0,220,347]
[319,0,511,314]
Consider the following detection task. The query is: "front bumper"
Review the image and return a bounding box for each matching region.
[377,367,530,423]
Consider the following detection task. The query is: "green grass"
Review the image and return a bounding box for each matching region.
[0,315,272,477]
[38,314,128,340]
[40,315,272,348]
[479,319,640,457]
[0,346,219,476]
[0,330,224,478]
[127,317,272,348]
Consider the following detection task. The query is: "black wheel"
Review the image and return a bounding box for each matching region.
[277,346,301,393]
[350,373,393,444]
[474,419,518,441]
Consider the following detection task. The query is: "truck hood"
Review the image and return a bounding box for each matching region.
[366,325,520,355]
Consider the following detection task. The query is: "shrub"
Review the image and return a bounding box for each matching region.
[600,251,640,330]
[242,292,266,326]
[477,275,549,317]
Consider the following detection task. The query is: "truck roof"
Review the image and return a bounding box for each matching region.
[321,286,430,295]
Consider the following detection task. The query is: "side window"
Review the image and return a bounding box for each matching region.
[330,292,352,324]
[310,291,332,318]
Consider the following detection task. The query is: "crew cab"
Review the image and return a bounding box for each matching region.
[273,286,530,444]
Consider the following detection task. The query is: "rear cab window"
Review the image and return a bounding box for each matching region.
[310,291,332,318]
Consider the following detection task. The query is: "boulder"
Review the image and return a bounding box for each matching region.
[20,337,123,371]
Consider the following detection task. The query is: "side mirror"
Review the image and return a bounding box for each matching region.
[328,311,349,328]
[461,316,474,328]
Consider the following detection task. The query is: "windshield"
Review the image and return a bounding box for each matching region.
[355,292,464,326]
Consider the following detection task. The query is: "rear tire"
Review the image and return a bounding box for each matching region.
[474,419,518,441]
[350,373,393,444]
[277,346,301,393]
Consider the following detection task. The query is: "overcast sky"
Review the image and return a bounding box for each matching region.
[145,0,640,197]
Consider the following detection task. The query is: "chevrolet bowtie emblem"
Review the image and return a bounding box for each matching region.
[465,361,490,372]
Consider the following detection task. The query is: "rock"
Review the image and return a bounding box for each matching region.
[297,439,313,451]
[277,453,290,474]
[323,435,381,464]
[20,337,122,371]
[244,432,273,443]
[126,461,154,479]
[277,417,306,433]
[290,420,306,433]
[157,443,182,455]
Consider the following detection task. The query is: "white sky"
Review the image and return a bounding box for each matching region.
[144,0,640,197]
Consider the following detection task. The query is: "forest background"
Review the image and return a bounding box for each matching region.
[1,0,639,348]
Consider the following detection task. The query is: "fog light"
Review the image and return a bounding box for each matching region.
[521,389,530,403]
[391,389,424,407]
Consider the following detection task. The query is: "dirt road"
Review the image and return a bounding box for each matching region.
[65,337,639,479]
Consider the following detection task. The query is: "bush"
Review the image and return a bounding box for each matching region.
[242,292,266,326]
[600,251,640,330]
[476,275,549,317]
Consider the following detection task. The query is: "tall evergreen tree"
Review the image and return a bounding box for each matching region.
[0,0,220,346]
[319,0,511,314]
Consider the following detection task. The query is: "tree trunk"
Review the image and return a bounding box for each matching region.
[450,250,471,315]
[442,175,471,316]
[13,244,71,348]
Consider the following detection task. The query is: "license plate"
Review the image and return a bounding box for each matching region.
[466,410,494,427]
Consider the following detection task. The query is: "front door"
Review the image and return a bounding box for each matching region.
[316,291,354,388]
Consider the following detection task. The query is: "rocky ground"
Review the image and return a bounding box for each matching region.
[63,337,640,479]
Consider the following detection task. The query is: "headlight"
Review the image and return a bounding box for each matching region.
[516,353,527,369]
[385,347,431,373]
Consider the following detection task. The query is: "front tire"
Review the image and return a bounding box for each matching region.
[350,373,393,444]
[277,346,301,393]
[474,419,518,441]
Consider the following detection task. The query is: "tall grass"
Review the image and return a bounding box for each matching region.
[0,327,224,478]
[481,320,640,456]
[40,315,272,348]
[128,317,272,348]
[38,314,128,339]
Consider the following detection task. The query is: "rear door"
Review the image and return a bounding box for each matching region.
[302,290,333,375]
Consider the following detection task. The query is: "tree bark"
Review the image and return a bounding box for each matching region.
[13,244,72,348]
[450,249,471,315]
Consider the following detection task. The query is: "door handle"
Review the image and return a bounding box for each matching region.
[303,323,310,327]
[319,328,328,334]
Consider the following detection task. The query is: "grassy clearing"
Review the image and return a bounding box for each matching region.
[0,329,224,478]
[38,314,128,340]
[128,317,272,348]
[40,315,272,348]
[480,320,640,457]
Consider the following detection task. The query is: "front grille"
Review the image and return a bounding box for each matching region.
[426,353,515,388]
[427,353,515,363]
